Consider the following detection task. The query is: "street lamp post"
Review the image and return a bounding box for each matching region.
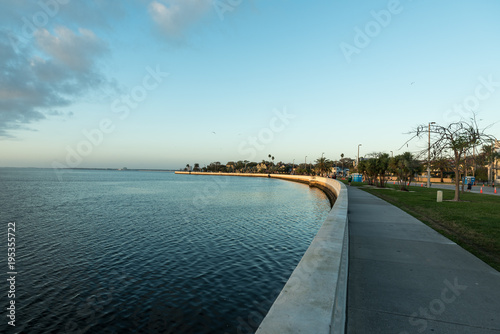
[305,156,307,173]
[390,150,393,158]
[321,152,325,176]
[357,144,362,168]
[427,122,436,188]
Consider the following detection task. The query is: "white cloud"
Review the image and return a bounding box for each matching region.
[0,26,113,137]
[148,0,212,40]
[0,1,120,138]
[35,26,108,71]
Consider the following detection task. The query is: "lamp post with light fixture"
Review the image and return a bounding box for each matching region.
[357,144,362,169]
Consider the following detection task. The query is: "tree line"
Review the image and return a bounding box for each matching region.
[183,115,498,202]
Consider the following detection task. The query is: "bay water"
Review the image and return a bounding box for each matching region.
[0,168,330,333]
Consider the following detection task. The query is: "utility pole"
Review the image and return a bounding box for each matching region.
[427,122,435,188]
[473,145,476,177]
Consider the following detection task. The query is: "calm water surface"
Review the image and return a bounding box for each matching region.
[0,168,330,333]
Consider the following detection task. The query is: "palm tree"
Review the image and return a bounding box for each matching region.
[376,153,390,187]
[268,154,275,172]
[432,158,451,183]
[389,152,421,191]
[315,156,333,176]
[482,143,500,185]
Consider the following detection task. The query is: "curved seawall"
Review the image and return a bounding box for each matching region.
[175,172,349,333]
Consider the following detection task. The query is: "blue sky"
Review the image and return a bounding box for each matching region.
[1,0,500,169]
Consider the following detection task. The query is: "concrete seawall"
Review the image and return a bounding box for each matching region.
[175,172,349,333]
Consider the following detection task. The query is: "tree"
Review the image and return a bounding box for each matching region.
[226,161,235,172]
[193,163,200,172]
[432,157,452,183]
[407,116,496,201]
[360,152,390,187]
[235,160,245,171]
[206,162,221,172]
[389,152,421,191]
[357,160,368,183]
[365,158,378,186]
[268,154,275,172]
[482,142,500,185]
[376,153,390,187]
[315,156,333,176]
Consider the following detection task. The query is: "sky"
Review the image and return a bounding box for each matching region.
[1,0,500,170]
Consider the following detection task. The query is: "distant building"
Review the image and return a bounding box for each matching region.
[331,167,342,174]
[331,167,349,176]
[256,163,267,172]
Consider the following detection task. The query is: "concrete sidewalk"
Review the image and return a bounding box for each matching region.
[346,187,500,334]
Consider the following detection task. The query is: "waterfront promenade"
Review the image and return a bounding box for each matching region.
[347,187,500,333]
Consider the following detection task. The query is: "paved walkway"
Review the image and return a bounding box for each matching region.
[346,187,500,334]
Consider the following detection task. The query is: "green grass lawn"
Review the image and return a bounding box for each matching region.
[346,181,500,271]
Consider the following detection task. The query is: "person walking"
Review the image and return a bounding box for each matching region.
[348,175,352,186]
